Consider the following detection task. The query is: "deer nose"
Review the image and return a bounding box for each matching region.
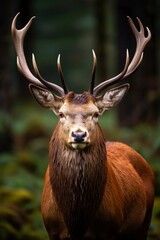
[71,131,87,143]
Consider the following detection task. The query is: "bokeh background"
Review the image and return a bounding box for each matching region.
[0,0,160,239]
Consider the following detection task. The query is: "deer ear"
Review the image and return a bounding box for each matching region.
[29,84,63,114]
[96,84,130,114]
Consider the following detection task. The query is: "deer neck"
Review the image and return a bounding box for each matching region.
[49,123,107,238]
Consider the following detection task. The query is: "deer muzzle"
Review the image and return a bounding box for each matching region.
[68,127,90,150]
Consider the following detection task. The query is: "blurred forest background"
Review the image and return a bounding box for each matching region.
[0,0,160,239]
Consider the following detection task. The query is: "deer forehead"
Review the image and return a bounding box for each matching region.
[59,101,99,117]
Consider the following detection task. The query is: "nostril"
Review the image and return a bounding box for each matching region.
[71,131,87,143]
[82,131,87,138]
[71,132,77,138]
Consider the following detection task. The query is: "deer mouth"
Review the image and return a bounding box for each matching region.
[69,142,89,150]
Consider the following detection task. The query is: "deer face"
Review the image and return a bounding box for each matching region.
[57,93,99,149]
[29,85,129,150]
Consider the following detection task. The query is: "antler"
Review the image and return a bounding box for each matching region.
[11,12,68,96]
[89,49,97,94]
[91,17,151,96]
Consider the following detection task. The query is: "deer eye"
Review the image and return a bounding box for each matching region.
[59,112,65,118]
[93,112,99,118]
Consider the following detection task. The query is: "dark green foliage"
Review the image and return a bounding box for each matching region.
[0,103,52,240]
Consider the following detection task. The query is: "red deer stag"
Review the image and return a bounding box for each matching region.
[12,13,154,240]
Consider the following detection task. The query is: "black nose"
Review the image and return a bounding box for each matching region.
[72,131,87,143]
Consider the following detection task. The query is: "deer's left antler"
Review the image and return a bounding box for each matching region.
[90,17,151,96]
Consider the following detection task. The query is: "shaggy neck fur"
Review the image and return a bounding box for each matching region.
[49,123,107,239]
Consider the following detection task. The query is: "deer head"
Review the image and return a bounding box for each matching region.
[11,13,151,150]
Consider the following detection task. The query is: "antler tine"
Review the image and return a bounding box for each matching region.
[32,53,45,80]
[93,49,130,96]
[11,13,65,96]
[89,49,97,94]
[93,17,151,96]
[57,55,69,94]
[124,16,151,77]
[32,53,65,94]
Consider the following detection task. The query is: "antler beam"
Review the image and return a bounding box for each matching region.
[92,17,151,96]
[11,12,68,96]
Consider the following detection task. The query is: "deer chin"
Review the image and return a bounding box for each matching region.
[69,142,89,150]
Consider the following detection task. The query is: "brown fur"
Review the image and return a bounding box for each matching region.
[65,92,95,105]
[41,124,154,240]
[47,123,106,239]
